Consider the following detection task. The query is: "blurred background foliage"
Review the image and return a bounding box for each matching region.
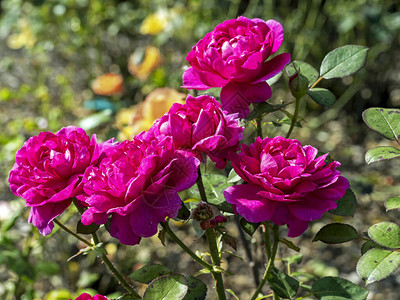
[1,0,400,299]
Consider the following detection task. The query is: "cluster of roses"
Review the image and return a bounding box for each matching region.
[9,17,349,254]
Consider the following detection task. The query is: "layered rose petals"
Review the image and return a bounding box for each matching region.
[182,16,291,118]
[79,134,199,245]
[146,94,244,169]
[8,126,114,235]
[224,136,350,237]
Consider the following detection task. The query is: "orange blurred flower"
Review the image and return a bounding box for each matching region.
[115,87,186,140]
[128,46,162,81]
[91,73,123,96]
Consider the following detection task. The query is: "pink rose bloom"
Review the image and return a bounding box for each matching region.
[224,136,350,237]
[147,94,243,169]
[80,134,199,245]
[8,126,114,236]
[182,16,291,118]
[73,293,108,300]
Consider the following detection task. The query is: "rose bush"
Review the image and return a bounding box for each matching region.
[79,134,199,245]
[182,16,291,118]
[224,136,350,237]
[8,126,114,235]
[146,94,243,169]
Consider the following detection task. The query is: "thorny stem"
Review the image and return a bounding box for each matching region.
[205,228,227,300]
[71,201,139,298]
[250,224,280,300]
[285,95,302,139]
[53,218,93,246]
[256,115,264,139]
[160,222,213,270]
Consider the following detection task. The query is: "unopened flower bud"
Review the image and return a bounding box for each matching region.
[289,72,309,98]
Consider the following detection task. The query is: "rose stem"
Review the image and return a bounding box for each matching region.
[285,95,302,139]
[250,224,279,300]
[196,168,208,203]
[256,115,264,139]
[160,222,213,270]
[53,218,93,246]
[72,202,139,298]
[90,232,140,298]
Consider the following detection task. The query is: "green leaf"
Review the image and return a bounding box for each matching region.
[306,88,336,107]
[279,238,300,252]
[240,218,260,237]
[368,222,400,249]
[130,264,171,284]
[385,196,400,211]
[36,261,60,276]
[247,102,285,120]
[313,223,358,244]
[357,248,400,285]
[320,45,368,79]
[362,108,400,140]
[143,274,188,300]
[330,189,357,217]
[182,276,207,300]
[267,267,299,299]
[93,243,107,257]
[281,254,303,265]
[76,221,100,234]
[202,173,231,205]
[311,276,369,299]
[361,240,381,255]
[365,146,400,164]
[227,168,242,183]
[286,61,319,87]
[226,289,240,300]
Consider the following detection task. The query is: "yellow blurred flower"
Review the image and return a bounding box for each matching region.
[116,87,186,140]
[128,46,162,81]
[140,11,169,35]
[7,19,36,49]
[91,73,123,96]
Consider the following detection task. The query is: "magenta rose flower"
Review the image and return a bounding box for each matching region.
[224,136,350,237]
[182,16,291,118]
[79,134,199,245]
[146,94,243,169]
[73,293,108,300]
[8,126,114,236]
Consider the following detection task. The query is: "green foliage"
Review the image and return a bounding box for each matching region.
[142,274,207,300]
[306,88,337,107]
[311,277,369,299]
[320,45,369,79]
[385,196,400,211]
[365,146,400,164]
[129,264,172,284]
[368,222,400,249]
[362,108,400,141]
[357,248,400,285]
[313,223,359,244]
[329,189,357,217]
[267,268,299,299]
[239,218,260,237]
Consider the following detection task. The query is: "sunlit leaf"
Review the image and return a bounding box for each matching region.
[362,108,400,140]
[307,88,336,107]
[368,222,400,249]
[357,248,400,285]
[143,274,188,300]
[286,61,319,87]
[130,264,171,284]
[385,196,400,211]
[320,45,368,79]
[365,146,400,164]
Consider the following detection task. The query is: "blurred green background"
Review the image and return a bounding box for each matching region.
[1,0,400,299]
